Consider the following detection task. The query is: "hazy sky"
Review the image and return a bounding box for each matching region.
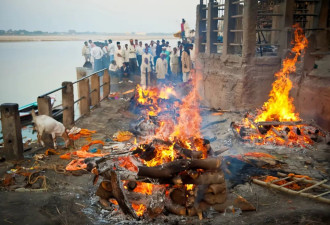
[0,0,200,33]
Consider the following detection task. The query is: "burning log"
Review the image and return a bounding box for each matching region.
[256,121,304,127]
[110,170,138,219]
[96,181,113,200]
[169,188,187,206]
[137,157,222,179]
[271,126,288,141]
[165,199,187,216]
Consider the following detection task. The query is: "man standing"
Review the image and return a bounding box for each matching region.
[156,53,168,84]
[91,42,104,75]
[128,39,137,75]
[155,40,162,65]
[136,41,143,73]
[115,42,124,68]
[124,44,130,64]
[181,45,192,82]
[140,46,153,88]
[82,41,91,62]
[181,19,185,40]
[108,39,115,64]
[170,47,179,81]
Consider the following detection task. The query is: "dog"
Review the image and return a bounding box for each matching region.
[31,109,70,149]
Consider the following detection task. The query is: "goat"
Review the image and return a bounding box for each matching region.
[31,109,69,149]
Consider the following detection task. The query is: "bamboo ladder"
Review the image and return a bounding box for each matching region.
[253,172,330,204]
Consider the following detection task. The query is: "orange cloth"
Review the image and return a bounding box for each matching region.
[66,159,87,171]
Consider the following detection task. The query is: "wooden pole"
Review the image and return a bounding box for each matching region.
[90,74,100,107]
[37,96,54,147]
[37,96,52,116]
[0,103,24,160]
[78,78,90,116]
[62,82,74,128]
[102,69,110,99]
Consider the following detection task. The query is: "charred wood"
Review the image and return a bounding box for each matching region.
[206,183,226,195]
[110,170,138,219]
[203,192,227,205]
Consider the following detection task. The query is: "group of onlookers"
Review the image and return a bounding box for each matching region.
[82,36,195,88]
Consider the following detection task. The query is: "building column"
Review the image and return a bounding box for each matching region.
[242,0,257,60]
[195,2,207,54]
[206,0,218,54]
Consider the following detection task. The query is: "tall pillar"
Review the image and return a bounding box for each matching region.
[206,0,219,54]
[242,0,257,60]
[278,0,295,58]
[195,3,207,54]
[223,0,237,56]
[0,104,24,160]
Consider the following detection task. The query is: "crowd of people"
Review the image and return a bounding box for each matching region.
[82,21,195,89]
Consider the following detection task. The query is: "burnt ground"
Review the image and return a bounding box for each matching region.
[1,79,330,225]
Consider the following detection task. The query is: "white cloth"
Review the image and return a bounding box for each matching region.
[91,46,104,60]
[156,58,168,79]
[102,46,109,55]
[128,44,137,59]
[124,48,130,62]
[141,53,153,73]
[166,46,172,53]
[136,45,143,56]
[108,43,116,55]
[109,64,118,72]
[150,44,156,57]
[115,48,125,67]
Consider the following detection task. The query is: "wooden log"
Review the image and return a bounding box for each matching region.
[181,171,225,185]
[110,170,138,219]
[190,157,222,170]
[137,160,190,179]
[203,192,226,205]
[127,181,137,191]
[137,157,222,179]
[96,182,113,200]
[169,188,187,206]
[147,185,166,218]
[206,183,226,195]
[271,126,288,141]
[165,199,186,216]
[256,121,304,127]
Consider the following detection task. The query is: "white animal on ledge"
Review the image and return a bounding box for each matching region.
[31,109,70,149]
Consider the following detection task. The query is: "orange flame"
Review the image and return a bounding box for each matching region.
[132,203,146,217]
[255,25,308,123]
[133,182,154,195]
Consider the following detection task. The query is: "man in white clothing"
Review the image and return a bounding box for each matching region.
[140,46,154,88]
[82,41,91,61]
[136,41,144,72]
[156,53,168,84]
[91,43,104,75]
[128,39,138,75]
[108,39,116,64]
[124,44,129,63]
[115,42,124,68]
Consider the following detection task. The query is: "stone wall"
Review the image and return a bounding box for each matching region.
[197,54,281,111]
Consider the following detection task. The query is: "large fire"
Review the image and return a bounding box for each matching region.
[235,25,315,148]
[255,24,308,123]
[120,71,205,216]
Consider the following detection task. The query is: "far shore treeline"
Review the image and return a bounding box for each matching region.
[0,29,172,36]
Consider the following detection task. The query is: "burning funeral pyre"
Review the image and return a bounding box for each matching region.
[85,71,255,219]
[231,25,329,150]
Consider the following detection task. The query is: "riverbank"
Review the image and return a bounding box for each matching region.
[0,35,176,42]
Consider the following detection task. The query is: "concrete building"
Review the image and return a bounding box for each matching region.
[195,0,330,129]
